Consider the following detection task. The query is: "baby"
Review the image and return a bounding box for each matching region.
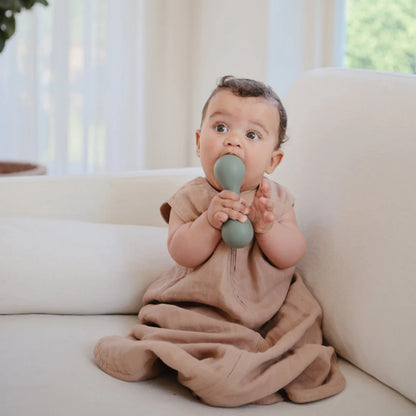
[94,76,345,407]
[170,76,306,269]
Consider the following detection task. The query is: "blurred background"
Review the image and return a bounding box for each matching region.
[0,0,415,175]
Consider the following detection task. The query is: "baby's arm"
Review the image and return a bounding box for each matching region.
[167,190,248,268]
[255,209,306,269]
[250,179,306,269]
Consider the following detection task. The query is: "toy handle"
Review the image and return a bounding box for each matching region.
[213,155,254,248]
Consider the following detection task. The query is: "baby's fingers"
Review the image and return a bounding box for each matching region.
[227,209,248,223]
[218,190,241,201]
[259,178,271,198]
[260,196,273,211]
[218,191,249,214]
[259,196,274,224]
[263,210,275,223]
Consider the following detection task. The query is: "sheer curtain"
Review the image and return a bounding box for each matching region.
[0,0,347,175]
[0,0,146,175]
[267,0,347,98]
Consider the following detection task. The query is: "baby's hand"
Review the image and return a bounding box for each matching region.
[249,178,275,234]
[207,190,249,230]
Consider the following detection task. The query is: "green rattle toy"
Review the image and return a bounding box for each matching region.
[214,154,254,248]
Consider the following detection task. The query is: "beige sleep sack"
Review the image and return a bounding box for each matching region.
[94,177,345,407]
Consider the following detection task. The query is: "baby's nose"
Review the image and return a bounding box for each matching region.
[225,135,242,147]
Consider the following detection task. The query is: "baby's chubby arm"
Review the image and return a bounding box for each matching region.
[249,179,306,269]
[167,191,248,268]
[255,209,306,269]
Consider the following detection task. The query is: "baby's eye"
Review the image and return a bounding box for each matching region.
[246,131,259,140]
[216,124,228,133]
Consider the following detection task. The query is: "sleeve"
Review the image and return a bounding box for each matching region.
[160,177,216,224]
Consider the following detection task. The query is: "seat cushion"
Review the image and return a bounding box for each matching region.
[0,314,414,416]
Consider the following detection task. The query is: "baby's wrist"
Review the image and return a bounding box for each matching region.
[254,218,276,236]
[204,211,222,232]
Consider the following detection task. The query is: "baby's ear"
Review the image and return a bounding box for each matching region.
[266,149,283,174]
[195,130,201,157]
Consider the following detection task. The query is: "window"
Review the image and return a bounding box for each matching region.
[345,0,416,74]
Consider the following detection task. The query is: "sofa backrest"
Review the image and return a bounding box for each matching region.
[274,68,416,403]
[0,167,202,226]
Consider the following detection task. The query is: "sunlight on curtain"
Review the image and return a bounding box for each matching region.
[0,0,145,175]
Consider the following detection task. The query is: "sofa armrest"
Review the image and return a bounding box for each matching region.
[273,68,416,403]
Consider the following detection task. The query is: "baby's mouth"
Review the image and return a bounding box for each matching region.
[223,151,243,161]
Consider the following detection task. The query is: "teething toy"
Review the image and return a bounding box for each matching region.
[214,154,254,248]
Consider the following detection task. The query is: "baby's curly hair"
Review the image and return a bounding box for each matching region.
[201,75,288,148]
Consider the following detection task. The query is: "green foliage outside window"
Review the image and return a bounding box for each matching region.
[345,0,416,74]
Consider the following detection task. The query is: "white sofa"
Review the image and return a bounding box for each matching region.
[1,68,415,415]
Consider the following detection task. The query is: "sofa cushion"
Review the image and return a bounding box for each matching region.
[0,314,415,416]
[0,218,173,314]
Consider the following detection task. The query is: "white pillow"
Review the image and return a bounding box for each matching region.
[0,218,173,314]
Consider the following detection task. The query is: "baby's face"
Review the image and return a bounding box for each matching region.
[196,89,283,192]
